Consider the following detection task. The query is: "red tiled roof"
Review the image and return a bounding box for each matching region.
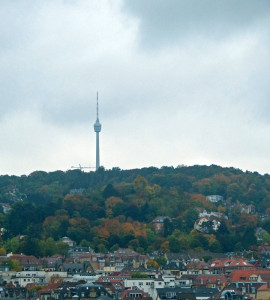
[210,258,254,268]
[230,270,270,282]
[186,261,209,269]
[258,284,270,291]
[121,289,150,299]
[37,283,61,296]
[10,254,39,265]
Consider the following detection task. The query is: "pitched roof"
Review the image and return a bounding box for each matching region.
[210,258,253,269]
[121,288,151,299]
[186,261,209,270]
[230,270,270,282]
[10,254,40,265]
[258,284,270,291]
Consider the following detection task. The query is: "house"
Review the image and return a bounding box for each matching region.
[98,280,125,299]
[121,287,152,300]
[205,195,223,203]
[51,282,113,300]
[89,253,106,272]
[156,287,183,300]
[97,274,131,284]
[56,261,92,274]
[209,258,254,275]
[194,217,220,233]
[59,237,76,247]
[179,274,198,287]
[9,254,41,271]
[194,274,228,290]
[41,255,64,271]
[3,286,28,299]
[152,216,173,234]
[185,261,209,275]
[156,287,219,300]
[162,261,187,278]
[113,248,148,269]
[38,283,61,300]
[131,264,156,278]
[67,247,94,259]
[11,271,46,287]
[124,277,164,299]
[256,283,270,299]
[199,210,228,220]
[227,269,270,298]
[11,270,68,287]
[229,269,270,284]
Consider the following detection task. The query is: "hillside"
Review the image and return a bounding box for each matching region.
[0,164,270,257]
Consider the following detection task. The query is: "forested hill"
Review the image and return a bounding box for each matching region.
[0,164,270,257]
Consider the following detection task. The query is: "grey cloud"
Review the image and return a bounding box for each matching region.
[123,0,270,48]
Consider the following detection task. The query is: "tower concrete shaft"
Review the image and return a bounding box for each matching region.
[96,131,100,170]
[93,92,101,170]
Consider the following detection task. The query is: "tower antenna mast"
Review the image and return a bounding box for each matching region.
[97,92,99,120]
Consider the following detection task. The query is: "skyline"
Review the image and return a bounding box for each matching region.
[1,1,270,176]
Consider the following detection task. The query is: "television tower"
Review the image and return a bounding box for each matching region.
[94,92,102,170]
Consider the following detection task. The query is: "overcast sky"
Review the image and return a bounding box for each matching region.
[1,0,270,176]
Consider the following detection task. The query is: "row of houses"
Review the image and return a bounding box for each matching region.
[2,248,270,299]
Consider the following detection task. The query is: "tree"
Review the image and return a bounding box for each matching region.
[0,248,6,256]
[131,273,148,279]
[55,242,69,256]
[154,256,167,267]
[146,260,159,269]
[182,208,199,232]
[168,236,181,253]
[40,238,57,257]
[2,259,21,271]
[103,184,119,198]
[19,236,41,257]
[5,237,20,253]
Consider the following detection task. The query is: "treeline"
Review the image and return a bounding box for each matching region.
[0,165,269,257]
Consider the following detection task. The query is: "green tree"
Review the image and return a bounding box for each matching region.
[2,259,21,271]
[40,238,57,257]
[55,242,69,256]
[168,236,181,253]
[5,237,20,253]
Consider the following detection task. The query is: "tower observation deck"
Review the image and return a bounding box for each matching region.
[94,92,102,170]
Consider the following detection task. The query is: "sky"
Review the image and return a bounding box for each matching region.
[1,0,270,176]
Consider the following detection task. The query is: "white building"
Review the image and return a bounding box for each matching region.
[12,271,46,287]
[206,195,223,203]
[10,271,68,287]
[124,276,177,299]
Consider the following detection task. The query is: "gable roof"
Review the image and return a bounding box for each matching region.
[10,254,40,266]
[210,258,253,269]
[258,283,270,291]
[230,270,270,282]
[121,288,151,299]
